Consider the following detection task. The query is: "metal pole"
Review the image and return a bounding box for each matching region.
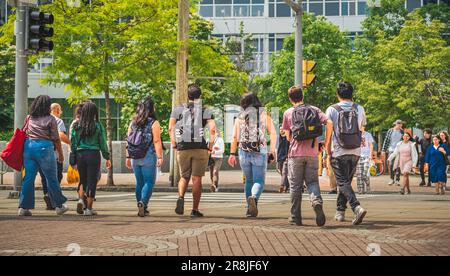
[171,0,189,187]
[294,0,303,86]
[11,1,28,199]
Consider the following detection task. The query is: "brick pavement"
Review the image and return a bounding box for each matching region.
[0,191,449,256]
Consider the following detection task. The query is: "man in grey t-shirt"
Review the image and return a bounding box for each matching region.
[39,103,71,210]
[325,82,367,226]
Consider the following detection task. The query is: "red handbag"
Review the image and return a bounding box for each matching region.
[1,116,30,171]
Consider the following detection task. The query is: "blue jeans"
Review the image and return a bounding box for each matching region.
[239,150,268,204]
[131,149,157,205]
[20,140,67,210]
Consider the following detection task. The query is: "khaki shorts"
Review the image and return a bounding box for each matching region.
[177,149,209,179]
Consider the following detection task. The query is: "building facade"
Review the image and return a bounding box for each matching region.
[198,0,449,73]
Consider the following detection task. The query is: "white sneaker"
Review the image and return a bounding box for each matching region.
[334,211,345,222]
[352,206,367,226]
[395,181,400,186]
[55,204,69,216]
[388,180,394,185]
[84,208,98,216]
[18,208,32,216]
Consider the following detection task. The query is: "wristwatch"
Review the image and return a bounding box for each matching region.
[230,152,237,156]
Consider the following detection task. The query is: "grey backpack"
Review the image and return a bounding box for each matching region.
[332,103,361,149]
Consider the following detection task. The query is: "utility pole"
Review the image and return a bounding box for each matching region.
[284,0,303,86]
[10,0,29,199]
[170,0,189,186]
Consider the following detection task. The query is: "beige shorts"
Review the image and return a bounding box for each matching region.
[177,149,209,179]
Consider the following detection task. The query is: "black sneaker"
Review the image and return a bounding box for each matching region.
[419,181,426,187]
[329,189,337,195]
[246,209,252,218]
[137,202,145,217]
[190,210,204,218]
[288,217,302,226]
[144,205,150,216]
[175,197,184,215]
[313,204,326,227]
[426,182,432,187]
[43,195,55,210]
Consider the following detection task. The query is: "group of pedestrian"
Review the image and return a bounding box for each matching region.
[18,96,111,216]
[382,122,449,195]
[19,80,448,227]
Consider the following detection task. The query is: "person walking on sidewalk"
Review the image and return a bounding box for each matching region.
[38,103,71,210]
[277,127,290,193]
[418,129,432,187]
[169,85,216,218]
[71,102,111,216]
[228,93,277,218]
[425,135,449,195]
[325,82,367,226]
[382,120,404,186]
[19,95,69,217]
[282,86,328,227]
[126,97,163,217]
[356,131,374,194]
[209,130,224,193]
[388,132,418,195]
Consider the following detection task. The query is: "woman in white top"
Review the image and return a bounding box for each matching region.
[209,130,225,192]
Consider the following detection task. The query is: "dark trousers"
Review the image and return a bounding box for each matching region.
[77,150,101,198]
[388,152,401,182]
[39,161,63,195]
[419,156,430,184]
[331,155,361,212]
[278,160,289,190]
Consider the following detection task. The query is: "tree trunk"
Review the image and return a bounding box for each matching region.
[104,55,114,186]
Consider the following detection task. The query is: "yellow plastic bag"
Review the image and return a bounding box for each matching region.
[67,165,80,185]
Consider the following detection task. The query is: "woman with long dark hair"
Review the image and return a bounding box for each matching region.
[228,92,277,218]
[71,102,111,216]
[388,132,418,195]
[126,97,163,217]
[19,95,68,216]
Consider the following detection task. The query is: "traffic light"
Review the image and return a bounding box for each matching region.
[302,60,317,87]
[27,9,54,53]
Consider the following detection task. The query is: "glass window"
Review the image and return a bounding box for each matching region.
[216,5,232,17]
[358,1,366,15]
[423,0,438,4]
[234,5,250,17]
[215,0,232,4]
[309,3,324,16]
[277,3,291,17]
[325,2,340,16]
[201,0,213,4]
[252,5,264,16]
[276,38,284,51]
[234,0,250,3]
[406,0,422,12]
[269,3,275,17]
[199,5,214,17]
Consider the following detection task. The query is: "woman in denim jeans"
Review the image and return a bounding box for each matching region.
[228,93,277,218]
[19,95,68,216]
[126,97,163,217]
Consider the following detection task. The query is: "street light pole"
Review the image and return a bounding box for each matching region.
[11,0,29,199]
[170,0,189,186]
[284,0,303,86]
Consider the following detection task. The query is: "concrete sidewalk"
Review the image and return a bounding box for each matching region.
[0,170,445,195]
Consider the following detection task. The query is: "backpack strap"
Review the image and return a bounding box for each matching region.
[332,104,343,112]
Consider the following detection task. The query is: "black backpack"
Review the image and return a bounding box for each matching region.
[174,104,208,150]
[127,119,154,159]
[291,105,323,147]
[332,103,361,149]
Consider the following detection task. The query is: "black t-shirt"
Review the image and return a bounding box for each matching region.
[171,103,214,151]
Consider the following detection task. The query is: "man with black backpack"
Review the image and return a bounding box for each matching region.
[169,85,216,218]
[325,82,367,226]
[282,86,328,227]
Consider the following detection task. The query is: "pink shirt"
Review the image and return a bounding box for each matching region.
[282,105,328,157]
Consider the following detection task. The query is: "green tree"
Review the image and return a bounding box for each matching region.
[353,14,450,131]
[255,13,352,112]
[0,44,14,131]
